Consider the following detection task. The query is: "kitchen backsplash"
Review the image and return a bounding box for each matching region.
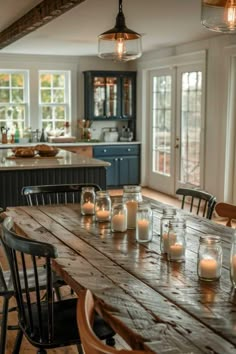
[90,121,130,141]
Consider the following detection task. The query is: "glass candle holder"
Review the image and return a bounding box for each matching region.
[160,208,177,253]
[122,185,142,229]
[197,235,222,281]
[167,219,186,262]
[230,232,236,287]
[111,203,127,232]
[136,202,153,243]
[95,190,111,222]
[80,186,96,215]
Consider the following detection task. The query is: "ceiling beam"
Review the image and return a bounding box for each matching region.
[0,0,86,50]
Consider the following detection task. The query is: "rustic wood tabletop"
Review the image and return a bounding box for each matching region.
[4,197,236,354]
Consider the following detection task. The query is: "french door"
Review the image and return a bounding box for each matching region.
[148,64,205,195]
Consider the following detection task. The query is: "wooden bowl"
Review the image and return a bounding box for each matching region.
[37,148,59,157]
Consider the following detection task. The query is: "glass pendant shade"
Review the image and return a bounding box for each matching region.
[98,0,142,61]
[201,0,236,33]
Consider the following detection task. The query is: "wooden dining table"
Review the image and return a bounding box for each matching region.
[3,197,236,354]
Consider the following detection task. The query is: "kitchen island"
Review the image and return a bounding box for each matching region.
[0,148,110,209]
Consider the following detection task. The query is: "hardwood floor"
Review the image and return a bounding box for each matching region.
[109,187,182,209]
[0,188,226,353]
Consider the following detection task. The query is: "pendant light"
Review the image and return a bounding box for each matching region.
[98,0,142,61]
[201,0,236,33]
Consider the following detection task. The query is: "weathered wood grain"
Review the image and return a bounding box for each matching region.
[4,202,236,354]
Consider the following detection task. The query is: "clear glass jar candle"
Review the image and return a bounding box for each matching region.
[95,190,111,222]
[122,185,142,229]
[111,203,127,232]
[136,202,153,243]
[197,235,222,281]
[160,208,177,253]
[80,186,96,215]
[230,231,236,288]
[167,219,186,262]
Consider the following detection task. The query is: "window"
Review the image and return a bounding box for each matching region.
[152,74,172,176]
[0,70,28,132]
[180,71,202,186]
[39,71,71,131]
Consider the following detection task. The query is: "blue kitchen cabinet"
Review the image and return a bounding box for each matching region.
[93,144,140,188]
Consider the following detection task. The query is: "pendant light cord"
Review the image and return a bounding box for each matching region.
[119,0,123,13]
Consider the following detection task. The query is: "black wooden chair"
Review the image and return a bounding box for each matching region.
[0,207,63,354]
[21,183,101,206]
[1,217,115,354]
[21,183,102,312]
[0,262,65,354]
[176,187,216,219]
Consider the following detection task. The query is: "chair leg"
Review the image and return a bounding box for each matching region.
[76,343,84,354]
[12,329,23,354]
[0,296,10,354]
[106,337,116,346]
[54,286,62,300]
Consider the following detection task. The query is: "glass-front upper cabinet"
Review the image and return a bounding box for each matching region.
[83,71,136,120]
[122,76,134,118]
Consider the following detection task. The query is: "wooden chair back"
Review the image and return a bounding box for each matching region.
[21,183,101,206]
[1,217,58,345]
[76,289,152,354]
[176,188,216,219]
[214,202,236,227]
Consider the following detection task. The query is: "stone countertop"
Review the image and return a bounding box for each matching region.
[0,149,110,171]
[0,141,141,149]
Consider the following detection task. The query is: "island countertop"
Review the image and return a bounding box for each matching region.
[0,148,110,171]
[0,141,141,149]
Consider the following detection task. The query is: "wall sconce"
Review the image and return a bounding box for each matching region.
[201,0,236,33]
[98,0,142,61]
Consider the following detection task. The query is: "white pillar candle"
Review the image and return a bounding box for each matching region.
[137,219,149,240]
[81,202,94,215]
[169,243,184,259]
[96,209,110,221]
[162,232,176,253]
[126,200,138,228]
[112,213,127,232]
[199,258,218,279]
[231,254,236,282]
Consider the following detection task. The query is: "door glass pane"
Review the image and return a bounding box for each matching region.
[93,77,105,117]
[122,77,132,117]
[152,75,172,175]
[106,77,117,117]
[180,71,202,186]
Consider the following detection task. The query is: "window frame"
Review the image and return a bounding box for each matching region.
[38,70,71,132]
[0,69,29,131]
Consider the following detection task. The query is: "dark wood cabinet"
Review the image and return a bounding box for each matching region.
[93,144,140,188]
[83,70,136,121]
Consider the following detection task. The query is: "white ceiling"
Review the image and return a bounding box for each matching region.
[0,0,221,57]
